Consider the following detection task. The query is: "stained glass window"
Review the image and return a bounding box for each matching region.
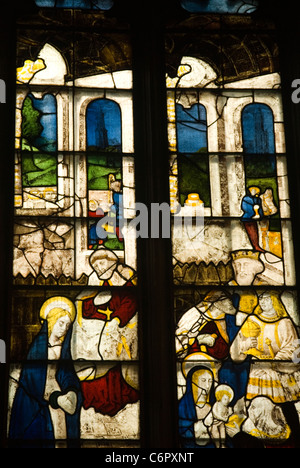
[9,4,139,448]
[2,0,300,452]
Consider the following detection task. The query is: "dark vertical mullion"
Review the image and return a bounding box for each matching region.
[0,5,17,448]
[130,3,179,448]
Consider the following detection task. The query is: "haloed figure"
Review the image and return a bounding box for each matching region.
[205,384,234,448]
[178,366,215,448]
[9,297,82,448]
[192,369,213,415]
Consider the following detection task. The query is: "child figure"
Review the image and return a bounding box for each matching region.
[205,384,234,448]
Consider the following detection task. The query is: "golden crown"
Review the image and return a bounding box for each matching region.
[231,250,261,261]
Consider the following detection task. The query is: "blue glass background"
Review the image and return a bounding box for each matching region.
[242,103,275,154]
[28,93,57,153]
[176,103,207,153]
[180,0,258,14]
[35,0,114,10]
[86,99,122,152]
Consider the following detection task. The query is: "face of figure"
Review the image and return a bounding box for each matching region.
[221,394,230,406]
[204,297,236,318]
[192,369,213,406]
[249,187,260,197]
[248,400,261,424]
[51,314,72,342]
[259,293,274,314]
[110,180,122,192]
[233,258,261,286]
[93,257,118,280]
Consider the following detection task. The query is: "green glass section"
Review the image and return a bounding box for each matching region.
[87,154,122,190]
[22,153,57,187]
[177,153,210,207]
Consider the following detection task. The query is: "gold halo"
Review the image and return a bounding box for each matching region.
[182,352,221,381]
[215,384,234,402]
[40,296,76,323]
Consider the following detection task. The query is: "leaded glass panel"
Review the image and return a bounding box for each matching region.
[167,12,300,448]
[8,5,139,448]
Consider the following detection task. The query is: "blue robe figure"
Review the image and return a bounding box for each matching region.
[88,191,123,248]
[178,366,215,449]
[219,293,250,407]
[9,320,82,448]
[241,189,263,220]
